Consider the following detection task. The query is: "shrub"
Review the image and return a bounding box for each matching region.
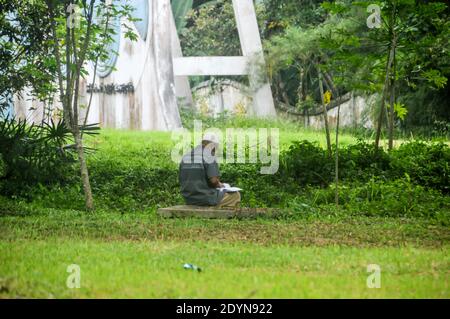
[280,139,392,187]
[390,141,450,193]
[87,159,181,212]
[291,176,449,223]
[221,163,302,207]
[342,176,450,221]
[0,118,77,196]
[280,139,449,193]
[339,139,391,181]
[281,140,334,186]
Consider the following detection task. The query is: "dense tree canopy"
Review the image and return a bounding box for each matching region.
[0,0,57,107]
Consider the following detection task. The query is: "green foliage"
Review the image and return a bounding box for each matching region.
[281,139,392,185]
[89,163,181,212]
[265,0,449,131]
[180,0,241,57]
[282,138,449,192]
[179,108,234,130]
[221,163,301,208]
[302,177,449,222]
[281,140,334,186]
[391,141,450,193]
[262,0,327,33]
[0,0,57,101]
[399,86,450,135]
[338,139,391,180]
[0,117,76,196]
[7,127,448,224]
[393,102,408,120]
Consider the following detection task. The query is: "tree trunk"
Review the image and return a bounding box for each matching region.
[323,70,341,206]
[323,71,337,96]
[316,64,332,157]
[72,28,94,211]
[388,46,396,150]
[374,43,396,150]
[298,67,305,103]
[335,103,341,206]
[301,67,307,103]
[72,64,94,211]
[375,15,397,150]
[47,1,69,126]
[74,129,94,210]
[327,72,341,207]
[278,75,291,106]
[301,67,309,126]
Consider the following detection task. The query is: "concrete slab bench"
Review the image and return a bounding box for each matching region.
[157,205,274,219]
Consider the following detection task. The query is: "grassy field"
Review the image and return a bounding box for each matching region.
[89,126,357,162]
[1,199,448,298]
[1,239,448,298]
[1,123,449,298]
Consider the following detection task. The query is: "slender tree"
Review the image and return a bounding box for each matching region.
[374,32,396,150]
[45,0,137,210]
[388,45,397,150]
[316,63,332,157]
[374,1,397,150]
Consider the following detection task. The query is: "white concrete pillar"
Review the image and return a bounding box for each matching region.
[170,5,193,108]
[151,0,182,130]
[232,0,276,117]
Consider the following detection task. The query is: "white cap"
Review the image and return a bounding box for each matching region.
[202,132,219,145]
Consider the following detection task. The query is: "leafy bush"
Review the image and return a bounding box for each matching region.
[221,163,302,207]
[390,141,450,193]
[345,176,449,223]
[83,157,182,212]
[281,140,334,186]
[339,139,391,181]
[0,118,76,196]
[289,176,449,223]
[281,139,449,193]
[280,139,392,187]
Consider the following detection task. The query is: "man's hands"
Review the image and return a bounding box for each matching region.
[209,176,223,188]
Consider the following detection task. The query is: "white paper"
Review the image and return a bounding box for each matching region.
[217,183,242,193]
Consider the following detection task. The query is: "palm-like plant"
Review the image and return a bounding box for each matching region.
[0,116,99,195]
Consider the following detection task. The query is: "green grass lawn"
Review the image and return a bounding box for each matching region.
[89,126,358,163]
[1,124,449,298]
[1,207,449,298]
[1,240,448,298]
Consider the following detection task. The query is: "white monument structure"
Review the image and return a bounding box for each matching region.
[13,0,276,131]
[173,0,276,117]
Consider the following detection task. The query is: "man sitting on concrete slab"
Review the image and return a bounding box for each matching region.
[179,133,241,208]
